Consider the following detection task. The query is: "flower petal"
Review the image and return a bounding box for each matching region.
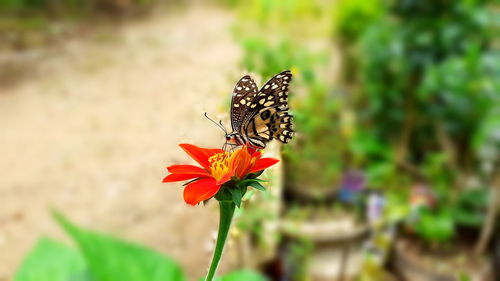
[179,144,223,170]
[183,178,220,205]
[249,157,279,173]
[167,164,210,177]
[215,173,232,186]
[163,173,207,183]
[230,147,252,179]
[246,146,259,156]
[251,151,262,158]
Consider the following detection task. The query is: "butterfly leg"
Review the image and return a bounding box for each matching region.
[223,143,239,152]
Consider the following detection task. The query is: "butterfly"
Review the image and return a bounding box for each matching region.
[224,70,294,149]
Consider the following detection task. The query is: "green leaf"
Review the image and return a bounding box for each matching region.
[229,187,243,208]
[237,179,267,191]
[14,237,90,281]
[458,188,488,208]
[413,210,455,243]
[238,178,266,186]
[246,170,264,179]
[452,207,484,227]
[238,178,267,189]
[54,212,186,281]
[248,181,266,192]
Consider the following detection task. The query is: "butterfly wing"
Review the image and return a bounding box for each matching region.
[230,75,258,132]
[241,70,294,147]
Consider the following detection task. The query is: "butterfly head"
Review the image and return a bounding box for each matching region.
[225,132,245,146]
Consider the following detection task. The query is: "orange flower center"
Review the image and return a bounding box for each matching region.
[208,152,231,182]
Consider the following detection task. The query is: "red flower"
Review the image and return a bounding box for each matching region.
[163,144,279,205]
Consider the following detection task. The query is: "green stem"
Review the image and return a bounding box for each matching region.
[205,200,236,281]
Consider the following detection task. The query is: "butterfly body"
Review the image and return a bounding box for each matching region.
[226,70,294,149]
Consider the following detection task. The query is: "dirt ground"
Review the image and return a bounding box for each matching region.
[0,4,243,280]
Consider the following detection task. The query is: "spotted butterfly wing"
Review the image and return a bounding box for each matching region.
[230,70,294,148]
[230,75,258,133]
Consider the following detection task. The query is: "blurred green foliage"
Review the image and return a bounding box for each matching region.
[17,212,186,281]
[15,238,88,281]
[0,0,155,15]
[236,189,278,248]
[410,188,488,243]
[232,0,499,245]
[453,188,488,227]
[350,0,498,243]
[238,38,327,85]
[233,0,332,39]
[234,0,347,190]
[413,208,455,244]
[358,0,497,161]
[287,86,345,188]
[332,0,385,45]
[15,213,268,281]
[0,0,157,50]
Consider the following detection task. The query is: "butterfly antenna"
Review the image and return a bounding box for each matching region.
[218,120,228,135]
[204,112,227,135]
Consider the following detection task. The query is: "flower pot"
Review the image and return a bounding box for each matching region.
[284,183,339,204]
[279,211,370,281]
[391,237,493,281]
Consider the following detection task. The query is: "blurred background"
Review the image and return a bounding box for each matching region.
[1,0,499,281]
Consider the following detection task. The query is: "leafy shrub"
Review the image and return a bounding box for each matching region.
[413,208,455,244]
[356,0,498,169]
[335,0,499,244]
[332,0,385,45]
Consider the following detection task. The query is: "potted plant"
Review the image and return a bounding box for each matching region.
[341,0,500,279]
